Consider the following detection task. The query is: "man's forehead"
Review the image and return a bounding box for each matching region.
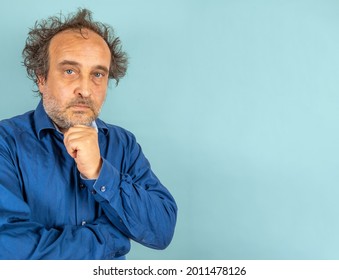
[48,28,111,64]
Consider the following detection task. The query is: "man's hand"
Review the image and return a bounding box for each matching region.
[63,125,102,179]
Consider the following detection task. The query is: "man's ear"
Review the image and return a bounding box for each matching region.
[37,76,46,94]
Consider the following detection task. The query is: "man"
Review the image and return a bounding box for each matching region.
[0,8,177,259]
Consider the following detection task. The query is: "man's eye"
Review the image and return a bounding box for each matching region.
[94,72,104,78]
[65,69,74,75]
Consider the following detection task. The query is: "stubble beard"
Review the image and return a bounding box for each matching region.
[42,94,101,131]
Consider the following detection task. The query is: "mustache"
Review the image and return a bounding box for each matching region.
[67,98,94,108]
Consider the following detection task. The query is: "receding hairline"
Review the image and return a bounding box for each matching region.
[48,28,112,59]
[50,27,109,46]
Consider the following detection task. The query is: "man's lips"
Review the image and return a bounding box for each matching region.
[69,104,91,110]
[73,104,89,108]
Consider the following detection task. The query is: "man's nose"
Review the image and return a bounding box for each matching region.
[75,76,92,98]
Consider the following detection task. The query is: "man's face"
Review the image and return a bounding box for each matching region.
[38,29,111,132]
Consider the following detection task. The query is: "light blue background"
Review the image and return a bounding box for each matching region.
[1,0,339,259]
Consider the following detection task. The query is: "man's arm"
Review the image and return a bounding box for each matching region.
[0,148,128,260]
[77,129,178,249]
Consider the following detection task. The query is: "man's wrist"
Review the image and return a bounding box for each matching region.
[79,158,103,179]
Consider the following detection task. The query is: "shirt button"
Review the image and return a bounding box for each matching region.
[79,183,85,190]
[91,190,97,195]
[81,220,86,226]
[100,186,106,192]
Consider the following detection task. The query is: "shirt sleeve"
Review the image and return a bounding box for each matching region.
[0,148,129,260]
[82,134,178,250]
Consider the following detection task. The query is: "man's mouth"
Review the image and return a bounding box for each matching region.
[72,104,90,109]
[68,102,92,111]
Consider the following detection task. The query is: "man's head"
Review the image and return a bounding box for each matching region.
[22,8,128,131]
[23,8,128,89]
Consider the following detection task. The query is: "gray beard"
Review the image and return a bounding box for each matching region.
[42,95,100,131]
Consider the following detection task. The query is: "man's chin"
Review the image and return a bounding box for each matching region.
[69,112,96,125]
[69,119,94,127]
[56,119,93,132]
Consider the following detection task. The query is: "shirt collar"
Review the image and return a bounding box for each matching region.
[34,100,109,139]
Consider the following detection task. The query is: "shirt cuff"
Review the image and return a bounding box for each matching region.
[81,158,121,203]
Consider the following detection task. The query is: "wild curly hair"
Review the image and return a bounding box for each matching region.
[22,8,128,94]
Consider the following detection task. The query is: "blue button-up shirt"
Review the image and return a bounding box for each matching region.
[0,101,177,259]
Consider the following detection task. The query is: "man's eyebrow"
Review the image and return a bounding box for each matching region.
[94,65,109,73]
[58,60,109,73]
